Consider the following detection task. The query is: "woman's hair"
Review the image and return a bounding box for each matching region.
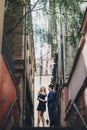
[38,86,47,95]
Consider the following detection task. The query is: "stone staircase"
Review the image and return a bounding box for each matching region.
[11,127,87,130]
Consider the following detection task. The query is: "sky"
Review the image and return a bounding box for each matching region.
[80,2,87,11]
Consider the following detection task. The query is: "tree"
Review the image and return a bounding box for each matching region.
[32,0,84,82]
[31,0,83,56]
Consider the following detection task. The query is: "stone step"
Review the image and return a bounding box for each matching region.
[11,127,87,130]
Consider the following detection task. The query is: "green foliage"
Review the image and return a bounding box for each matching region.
[6,0,27,6]
[33,0,82,52]
[48,0,83,49]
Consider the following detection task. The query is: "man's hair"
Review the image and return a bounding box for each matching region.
[49,83,54,89]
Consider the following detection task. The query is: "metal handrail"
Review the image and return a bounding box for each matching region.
[1,35,16,85]
[1,98,17,130]
[71,101,87,128]
[65,100,87,128]
[1,35,17,129]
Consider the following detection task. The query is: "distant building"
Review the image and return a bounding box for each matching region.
[36,49,54,77]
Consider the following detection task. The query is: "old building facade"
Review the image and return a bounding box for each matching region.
[52,7,87,128]
[0,1,36,129]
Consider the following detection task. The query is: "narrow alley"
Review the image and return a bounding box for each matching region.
[0,0,87,130]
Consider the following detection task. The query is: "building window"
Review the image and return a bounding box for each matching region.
[27,41,29,50]
[29,56,31,64]
[36,65,40,74]
[31,69,32,75]
[49,64,52,74]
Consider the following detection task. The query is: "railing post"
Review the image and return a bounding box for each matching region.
[0,0,5,54]
[0,0,5,80]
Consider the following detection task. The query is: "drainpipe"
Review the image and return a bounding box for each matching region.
[62,23,66,82]
[60,9,66,83]
[23,4,27,126]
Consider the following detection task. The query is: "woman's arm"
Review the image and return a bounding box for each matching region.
[38,97,46,102]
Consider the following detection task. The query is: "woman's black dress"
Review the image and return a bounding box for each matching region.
[37,94,46,112]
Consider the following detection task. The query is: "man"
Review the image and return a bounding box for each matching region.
[48,83,55,127]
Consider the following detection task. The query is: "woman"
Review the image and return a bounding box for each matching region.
[37,86,47,127]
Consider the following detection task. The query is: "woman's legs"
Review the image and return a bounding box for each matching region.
[37,111,41,127]
[37,111,45,127]
[41,111,45,127]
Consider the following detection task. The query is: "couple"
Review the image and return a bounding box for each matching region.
[37,84,55,127]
